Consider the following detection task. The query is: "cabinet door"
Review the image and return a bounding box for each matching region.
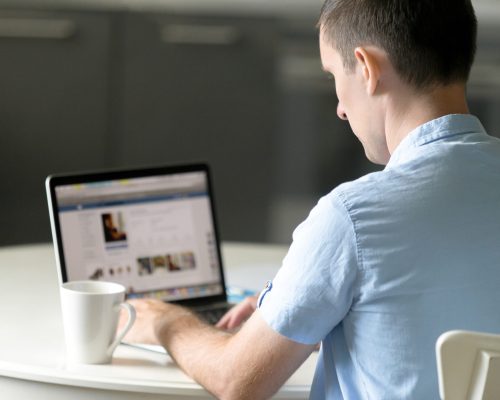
[0,10,111,244]
[117,13,277,242]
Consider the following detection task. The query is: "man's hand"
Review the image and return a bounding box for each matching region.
[119,298,191,345]
[216,294,259,330]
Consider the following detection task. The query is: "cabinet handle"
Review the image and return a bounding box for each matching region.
[0,18,77,39]
[160,24,241,46]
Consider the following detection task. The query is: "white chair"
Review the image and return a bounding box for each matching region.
[436,330,500,400]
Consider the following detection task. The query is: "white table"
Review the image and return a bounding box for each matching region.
[0,242,317,399]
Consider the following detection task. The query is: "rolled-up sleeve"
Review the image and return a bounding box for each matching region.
[259,192,359,345]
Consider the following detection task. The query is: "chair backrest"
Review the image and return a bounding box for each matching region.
[436,330,500,400]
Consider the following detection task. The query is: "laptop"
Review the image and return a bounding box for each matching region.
[46,163,233,325]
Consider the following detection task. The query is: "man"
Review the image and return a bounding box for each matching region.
[123,0,500,398]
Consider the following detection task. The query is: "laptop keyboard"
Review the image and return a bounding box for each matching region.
[197,304,233,325]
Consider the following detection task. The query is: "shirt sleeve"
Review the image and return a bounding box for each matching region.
[258,191,358,345]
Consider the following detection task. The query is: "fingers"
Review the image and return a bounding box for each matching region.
[216,309,245,330]
[216,295,259,330]
[121,298,171,344]
[215,312,231,329]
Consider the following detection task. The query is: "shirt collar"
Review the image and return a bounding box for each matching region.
[386,114,486,167]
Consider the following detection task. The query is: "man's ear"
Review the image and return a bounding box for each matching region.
[354,47,380,95]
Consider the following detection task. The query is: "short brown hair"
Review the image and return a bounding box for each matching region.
[318,0,477,89]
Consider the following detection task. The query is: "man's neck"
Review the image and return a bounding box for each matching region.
[385,83,469,154]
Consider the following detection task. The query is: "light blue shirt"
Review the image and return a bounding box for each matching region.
[259,114,500,399]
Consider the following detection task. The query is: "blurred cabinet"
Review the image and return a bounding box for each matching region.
[0,9,278,245]
[0,10,111,244]
[113,13,277,242]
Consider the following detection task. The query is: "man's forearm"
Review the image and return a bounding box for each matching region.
[125,299,315,400]
[155,305,235,398]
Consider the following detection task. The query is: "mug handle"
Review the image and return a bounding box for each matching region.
[107,302,136,357]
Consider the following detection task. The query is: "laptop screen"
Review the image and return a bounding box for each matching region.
[49,166,225,303]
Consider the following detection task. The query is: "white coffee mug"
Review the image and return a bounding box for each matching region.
[60,280,136,364]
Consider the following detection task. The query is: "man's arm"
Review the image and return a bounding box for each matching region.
[124,299,316,400]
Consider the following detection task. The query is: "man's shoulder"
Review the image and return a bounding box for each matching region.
[327,163,424,220]
[331,169,393,205]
